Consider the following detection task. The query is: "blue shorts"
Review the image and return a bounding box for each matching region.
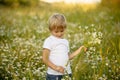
[46,73,72,80]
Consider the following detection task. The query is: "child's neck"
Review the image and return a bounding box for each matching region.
[51,35,63,39]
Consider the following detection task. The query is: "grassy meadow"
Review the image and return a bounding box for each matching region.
[0,1,120,80]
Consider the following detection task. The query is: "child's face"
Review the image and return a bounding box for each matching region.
[51,29,65,38]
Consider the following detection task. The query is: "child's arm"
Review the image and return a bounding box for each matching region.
[69,46,87,60]
[42,48,64,73]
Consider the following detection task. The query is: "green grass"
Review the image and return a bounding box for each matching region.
[0,1,120,80]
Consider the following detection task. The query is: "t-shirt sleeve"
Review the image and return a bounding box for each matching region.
[43,38,52,50]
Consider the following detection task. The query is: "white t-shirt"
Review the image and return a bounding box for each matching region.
[43,35,72,75]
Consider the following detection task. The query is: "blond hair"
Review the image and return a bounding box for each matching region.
[48,13,67,31]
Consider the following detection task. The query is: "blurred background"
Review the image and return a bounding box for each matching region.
[0,0,120,80]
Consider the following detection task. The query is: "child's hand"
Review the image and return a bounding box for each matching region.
[81,46,87,52]
[56,66,65,74]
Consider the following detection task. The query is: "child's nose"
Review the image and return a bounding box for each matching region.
[58,32,62,36]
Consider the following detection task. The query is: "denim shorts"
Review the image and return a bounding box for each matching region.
[46,73,72,80]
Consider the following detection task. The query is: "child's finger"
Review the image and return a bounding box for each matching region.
[84,47,88,52]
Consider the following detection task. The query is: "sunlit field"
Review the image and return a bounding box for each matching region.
[0,1,120,80]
